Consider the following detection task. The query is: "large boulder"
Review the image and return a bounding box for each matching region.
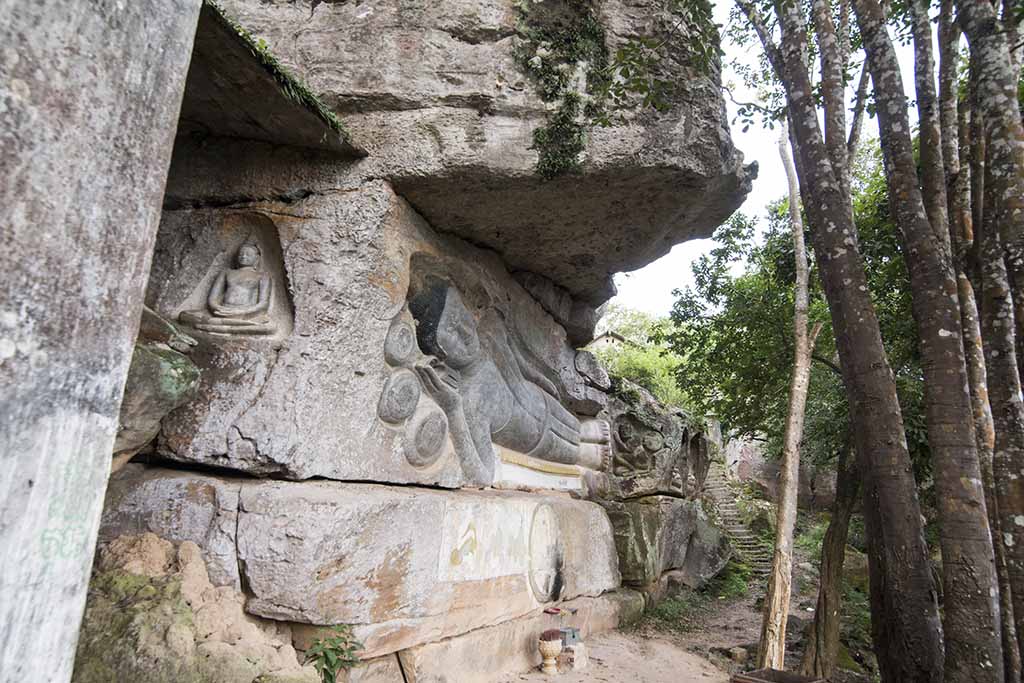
[72,533,317,683]
[213,0,753,310]
[146,183,606,485]
[595,378,711,500]
[99,467,621,658]
[602,496,730,590]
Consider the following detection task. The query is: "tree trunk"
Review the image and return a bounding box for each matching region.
[960,274,1023,682]
[852,0,1004,677]
[979,144,1024,664]
[943,15,1022,678]
[799,441,861,679]
[732,0,944,675]
[957,0,1024,390]
[756,131,822,669]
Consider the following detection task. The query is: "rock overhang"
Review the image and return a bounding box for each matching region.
[179,1,365,156]
[214,0,754,307]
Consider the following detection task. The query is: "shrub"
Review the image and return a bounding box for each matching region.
[305,625,362,683]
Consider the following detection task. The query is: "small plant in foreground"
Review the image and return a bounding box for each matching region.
[305,624,362,683]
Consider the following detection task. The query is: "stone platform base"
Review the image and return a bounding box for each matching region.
[368,589,643,683]
[100,465,621,659]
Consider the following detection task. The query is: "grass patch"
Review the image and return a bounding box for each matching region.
[637,559,753,634]
[794,514,829,558]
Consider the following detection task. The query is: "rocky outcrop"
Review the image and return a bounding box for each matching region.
[593,378,712,500]
[114,309,201,464]
[72,1,752,679]
[603,497,730,591]
[147,184,612,486]
[72,533,318,683]
[100,466,620,658]
[198,0,753,311]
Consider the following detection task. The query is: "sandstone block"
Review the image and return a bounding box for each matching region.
[214,0,752,305]
[99,465,242,590]
[97,468,621,658]
[238,482,620,657]
[148,183,608,487]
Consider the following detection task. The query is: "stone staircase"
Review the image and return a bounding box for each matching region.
[703,461,774,577]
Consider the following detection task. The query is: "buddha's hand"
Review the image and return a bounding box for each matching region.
[415,362,461,412]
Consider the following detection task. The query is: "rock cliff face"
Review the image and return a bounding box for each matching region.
[202,0,752,306]
[74,2,749,681]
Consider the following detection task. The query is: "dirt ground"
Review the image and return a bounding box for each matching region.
[501,561,839,683]
[499,630,730,683]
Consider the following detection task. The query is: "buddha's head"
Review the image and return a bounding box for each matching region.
[409,277,481,370]
[236,243,260,268]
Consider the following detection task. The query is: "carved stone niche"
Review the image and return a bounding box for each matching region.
[146,212,294,344]
[375,254,612,490]
[597,378,709,501]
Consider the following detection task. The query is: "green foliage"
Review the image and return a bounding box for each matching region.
[794,516,829,557]
[591,305,690,409]
[514,0,609,179]
[706,558,753,600]
[533,92,588,179]
[305,625,362,683]
[595,0,722,123]
[664,142,932,488]
[514,0,722,178]
[637,559,751,634]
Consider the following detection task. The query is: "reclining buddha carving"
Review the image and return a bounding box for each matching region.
[178,241,276,336]
[402,275,609,485]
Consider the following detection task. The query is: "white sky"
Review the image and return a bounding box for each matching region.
[608,1,917,317]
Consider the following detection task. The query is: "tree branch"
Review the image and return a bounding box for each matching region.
[847,60,871,159]
[812,352,843,376]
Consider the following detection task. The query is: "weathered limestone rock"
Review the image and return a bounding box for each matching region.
[115,342,200,461]
[73,533,318,683]
[214,0,753,310]
[603,497,730,590]
[148,183,609,486]
[0,2,202,679]
[396,590,644,683]
[100,465,243,590]
[97,467,621,658]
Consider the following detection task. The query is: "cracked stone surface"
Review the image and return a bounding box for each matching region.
[99,466,621,658]
[148,181,606,483]
[213,0,754,306]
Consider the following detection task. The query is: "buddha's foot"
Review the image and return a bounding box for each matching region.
[579,418,611,445]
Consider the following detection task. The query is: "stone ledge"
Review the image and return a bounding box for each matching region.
[396,589,644,683]
[99,466,622,659]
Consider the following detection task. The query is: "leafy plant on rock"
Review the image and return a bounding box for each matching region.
[305,625,362,683]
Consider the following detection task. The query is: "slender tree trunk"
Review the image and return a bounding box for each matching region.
[943,15,1022,679]
[757,131,823,669]
[852,0,1004,677]
[979,142,1024,665]
[957,0,1024,389]
[799,440,861,679]
[733,1,944,676]
[961,274,1023,682]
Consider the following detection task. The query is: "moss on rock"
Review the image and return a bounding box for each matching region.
[73,533,317,683]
